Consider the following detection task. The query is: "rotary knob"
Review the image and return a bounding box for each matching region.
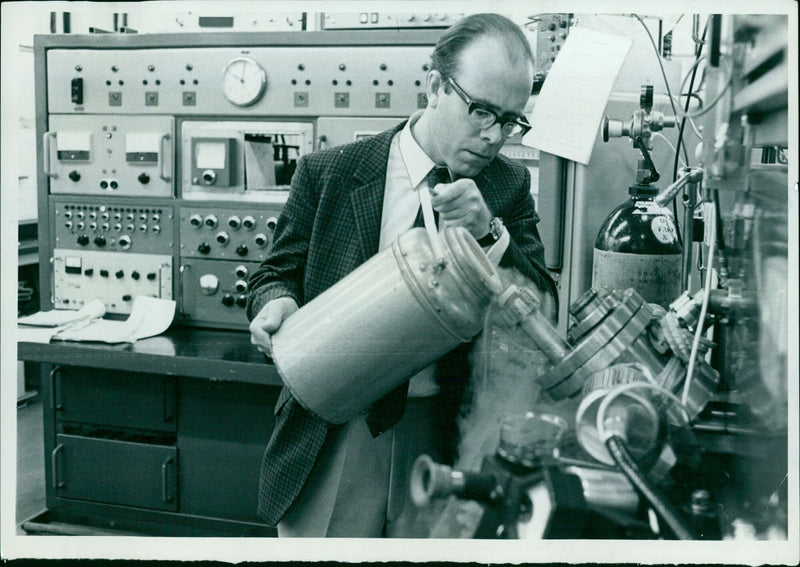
[221,294,235,307]
[68,170,81,182]
[199,274,220,295]
[138,173,150,184]
[94,235,107,247]
[235,244,248,256]
[201,169,217,185]
[198,242,211,254]
[236,295,248,308]
[131,271,140,280]
[242,216,256,230]
[77,234,90,246]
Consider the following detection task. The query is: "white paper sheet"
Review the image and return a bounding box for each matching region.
[53,297,176,344]
[16,325,70,344]
[523,27,632,165]
[18,299,106,327]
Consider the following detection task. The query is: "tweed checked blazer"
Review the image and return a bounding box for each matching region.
[246,120,557,526]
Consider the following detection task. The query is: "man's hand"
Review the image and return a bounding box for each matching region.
[429,178,493,239]
[249,297,299,357]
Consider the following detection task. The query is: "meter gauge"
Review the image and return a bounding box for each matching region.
[221,57,267,107]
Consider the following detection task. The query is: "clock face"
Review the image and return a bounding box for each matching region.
[221,57,267,106]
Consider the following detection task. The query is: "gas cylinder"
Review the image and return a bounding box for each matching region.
[592,185,682,307]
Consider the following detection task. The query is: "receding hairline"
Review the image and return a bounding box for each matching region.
[432,13,535,79]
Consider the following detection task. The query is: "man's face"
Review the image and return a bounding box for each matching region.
[429,36,533,178]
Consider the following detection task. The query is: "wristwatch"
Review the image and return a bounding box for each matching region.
[476,217,504,247]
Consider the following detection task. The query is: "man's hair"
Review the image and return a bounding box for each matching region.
[431,13,534,79]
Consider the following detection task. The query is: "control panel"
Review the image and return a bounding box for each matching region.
[53,200,174,254]
[320,12,463,29]
[532,13,573,92]
[179,205,284,262]
[45,115,173,196]
[36,30,443,329]
[180,258,261,328]
[181,120,313,199]
[47,46,435,116]
[53,249,172,315]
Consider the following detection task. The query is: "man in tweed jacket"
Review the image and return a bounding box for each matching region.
[247,13,557,537]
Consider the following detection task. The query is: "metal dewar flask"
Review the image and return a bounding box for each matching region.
[269,226,502,424]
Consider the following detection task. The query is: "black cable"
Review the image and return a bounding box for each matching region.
[671,19,709,249]
[605,436,694,540]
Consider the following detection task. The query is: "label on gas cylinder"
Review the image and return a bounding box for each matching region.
[592,249,681,308]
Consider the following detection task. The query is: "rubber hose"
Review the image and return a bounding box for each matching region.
[605,435,693,540]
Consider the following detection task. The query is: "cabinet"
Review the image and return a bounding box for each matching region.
[19,328,282,536]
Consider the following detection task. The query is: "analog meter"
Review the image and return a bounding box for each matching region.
[221,57,267,106]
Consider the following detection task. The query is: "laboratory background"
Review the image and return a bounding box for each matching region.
[2,0,796,562]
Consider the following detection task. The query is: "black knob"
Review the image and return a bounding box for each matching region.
[221,294,235,307]
[147,272,157,280]
[100,269,109,277]
[77,234,90,246]
[236,244,248,256]
[115,270,124,279]
[235,295,247,307]
[138,173,150,184]
[548,22,557,31]
[122,294,132,301]
[68,170,81,182]
[640,84,654,112]
[131,271,140,280]
[198,242,211,254]
[84,268,94,276]
[94,236,106,247]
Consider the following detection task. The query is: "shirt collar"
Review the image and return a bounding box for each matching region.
[398,110,437,190]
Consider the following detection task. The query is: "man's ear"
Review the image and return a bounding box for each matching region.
[426,70,444,108]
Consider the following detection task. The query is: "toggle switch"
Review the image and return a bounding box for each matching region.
[71,77,84,104]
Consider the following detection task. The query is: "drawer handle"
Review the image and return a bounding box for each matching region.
[159,133,171,182]
[51,444,65,489]
[161,456,175,503]
[49,366,64,411]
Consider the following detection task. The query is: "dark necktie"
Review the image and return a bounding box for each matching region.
[365,167,452,437]
[412,166,450,228]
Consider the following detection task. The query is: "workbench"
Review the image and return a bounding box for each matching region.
[17,328,282,536]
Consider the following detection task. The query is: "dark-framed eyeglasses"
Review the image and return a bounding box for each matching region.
[446,77,532,141]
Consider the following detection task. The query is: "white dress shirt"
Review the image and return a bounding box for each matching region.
[378,113,510,397]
